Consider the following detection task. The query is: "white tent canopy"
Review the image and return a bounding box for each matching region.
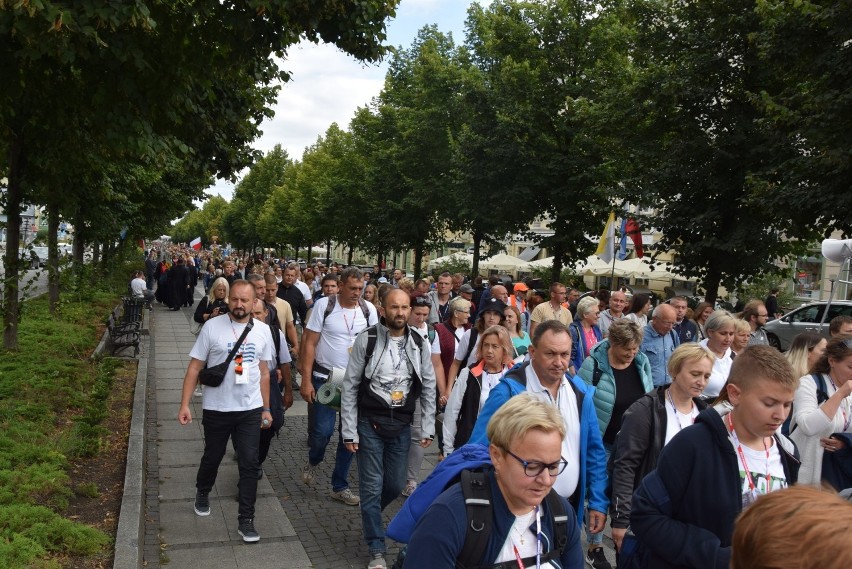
[479,253,526,272]
[426,251,473,270]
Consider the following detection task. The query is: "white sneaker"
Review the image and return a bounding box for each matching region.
[402,480,417,497]
[330,488,360,506]
[367,553,387,569]
[301,462,316,486]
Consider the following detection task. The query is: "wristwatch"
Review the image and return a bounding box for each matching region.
[262,407,271,412]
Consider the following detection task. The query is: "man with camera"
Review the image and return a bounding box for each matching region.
[177,280,274,543]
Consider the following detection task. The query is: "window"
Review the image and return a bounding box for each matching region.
[787,306,822,324]
[826,304,852,320]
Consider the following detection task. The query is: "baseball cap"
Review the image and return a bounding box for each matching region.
[459,284,475,294]
[513,282,529,292]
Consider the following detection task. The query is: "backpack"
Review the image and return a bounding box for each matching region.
[784,373,829,436]
[323,294,371,324]
[391,466,570,569]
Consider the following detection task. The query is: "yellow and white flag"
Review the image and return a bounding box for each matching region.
[595,211,616,264]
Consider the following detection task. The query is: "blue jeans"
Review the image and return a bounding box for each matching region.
[356,418,410,555]
[308,373,354,492]
[587,442,613,546]
[197,408,261,520]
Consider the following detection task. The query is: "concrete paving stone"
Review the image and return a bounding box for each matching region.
[157,465,224,500]
[159,498,230,545]
[154,345,184,354]
[162,544,237,569]
[157,389,185,403]
[155,353,191,362]
[221,496,296,540]
[159,440,203,467]
[213,465,275,497]
[233,540,311,569]
[156,421,202,440]
[155,369,188,381]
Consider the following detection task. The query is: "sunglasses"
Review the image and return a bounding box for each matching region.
[235,354,243,376]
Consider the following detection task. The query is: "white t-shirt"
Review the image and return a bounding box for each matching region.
[413,324,441,355]
[732,437,787,497]
[431,324,465,355]
[307,296,378,370]
[294,280,312,303]
[264,329,293,371]
[368,335,415,407]
[664,399,700,445]
[494,508,557,567]
[454,329,481,366]
[479,368,508,409]
[130,277,147,297]
[190,316,273,412]
[524,366,581,499]
[699,339,733,397]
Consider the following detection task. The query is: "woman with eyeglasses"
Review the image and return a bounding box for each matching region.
[443,326,516,456]
[402,394,582,568]
[789,334,852,485]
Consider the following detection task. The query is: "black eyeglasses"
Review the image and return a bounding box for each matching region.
[504,449,568,477]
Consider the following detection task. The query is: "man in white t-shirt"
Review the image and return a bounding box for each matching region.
[299,267,378,506]
[130,270,155,304]
[178,280,273,543]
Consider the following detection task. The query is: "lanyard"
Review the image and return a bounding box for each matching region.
[826,375,851,431]
[727,413,770,492]
[510,506,542,569]
[666,389,695,432]
[342,308,357,341]
[438,301,450,322]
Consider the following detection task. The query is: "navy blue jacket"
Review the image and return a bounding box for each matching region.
[631,408,800,569]
[403,469,582,569]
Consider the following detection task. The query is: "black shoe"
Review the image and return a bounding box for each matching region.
[585,546,612,569]
[238,517,260,543]
[194,491,210,516]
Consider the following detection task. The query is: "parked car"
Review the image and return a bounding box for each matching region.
[763,300,852,351]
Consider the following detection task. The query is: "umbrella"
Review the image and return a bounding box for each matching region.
[479,253,527,272]
[426,251,473,270]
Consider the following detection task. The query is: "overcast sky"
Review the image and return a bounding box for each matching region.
[207,0,487,201]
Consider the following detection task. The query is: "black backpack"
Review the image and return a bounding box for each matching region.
[323,294,372,324]
[784,373,829,436]
[393,469,570,569]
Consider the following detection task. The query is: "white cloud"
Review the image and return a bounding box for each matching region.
[203,1,485,201]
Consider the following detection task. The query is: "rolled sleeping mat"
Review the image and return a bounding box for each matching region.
[316,381,342,410]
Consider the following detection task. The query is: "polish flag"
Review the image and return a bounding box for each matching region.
[190,237,202,251]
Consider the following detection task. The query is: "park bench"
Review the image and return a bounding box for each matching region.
[107,313,140,356]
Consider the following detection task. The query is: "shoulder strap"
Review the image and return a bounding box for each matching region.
[322,295,337,324]
[223,319,253,366]
[458,470,493,569]
[543,489,569,555]
[463,328,479,366]
[358,298,371,321]
[486,489,569,569]
[812,373,830,403]
[592,357,603,387]
[409,327,424,349]
[365,326,379,362]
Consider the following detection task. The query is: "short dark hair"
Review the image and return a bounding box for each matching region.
[829,315,852,335]
[321,273,339,285]
[340,266,362,283]
[531,319,570,347]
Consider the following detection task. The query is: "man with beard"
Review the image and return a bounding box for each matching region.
[341,289,436,569]
[178,280,274,543]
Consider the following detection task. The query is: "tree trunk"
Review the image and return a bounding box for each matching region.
[550,240,565,284]
[325,240,331,264]
[413,244,424,281]
[471,230,482,279]
[3,133,25,350]
[347,245,353,266]
[47,200,60,313]
[703,266,721,306]
[72,221,85,269]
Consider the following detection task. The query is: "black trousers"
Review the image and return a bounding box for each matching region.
[197,408,262,520]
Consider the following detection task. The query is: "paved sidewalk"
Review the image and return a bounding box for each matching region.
[142,285,616,569]
[143,296,310,569]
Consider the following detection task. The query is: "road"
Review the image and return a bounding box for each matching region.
[0,266,50,299]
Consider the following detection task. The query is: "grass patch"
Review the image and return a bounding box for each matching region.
[0,257,140,569]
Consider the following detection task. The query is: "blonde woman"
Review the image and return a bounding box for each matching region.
[193,277,229,325]
[443,326,515,456]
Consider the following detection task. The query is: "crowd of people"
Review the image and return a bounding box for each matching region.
[156,248,852,569]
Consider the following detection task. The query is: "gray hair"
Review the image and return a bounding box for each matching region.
[576,296,599,319]
[608,319,644,348]
[705,309,737,333]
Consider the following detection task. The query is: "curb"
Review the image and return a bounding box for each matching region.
[112,334,149,569]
